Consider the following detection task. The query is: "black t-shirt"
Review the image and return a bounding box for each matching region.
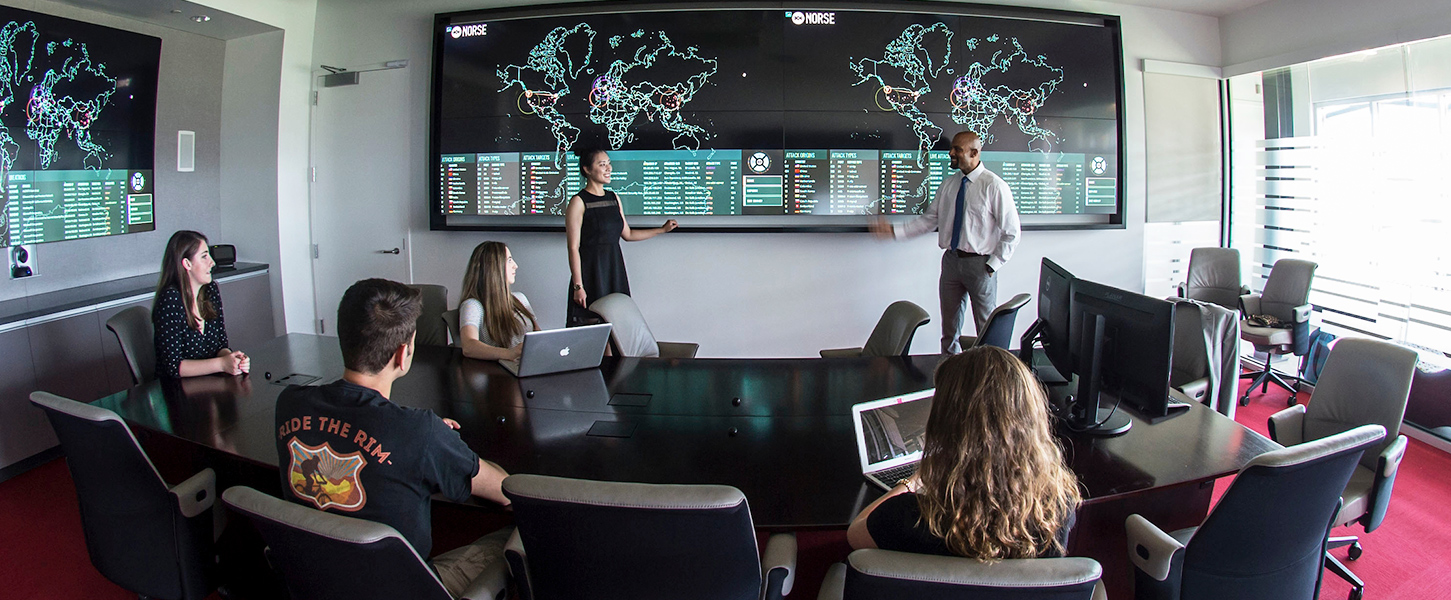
[274,380,480,556]
[866,493,1076,558]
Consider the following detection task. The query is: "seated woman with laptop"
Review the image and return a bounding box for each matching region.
[847,346,1081,559]
[458,241,539,362]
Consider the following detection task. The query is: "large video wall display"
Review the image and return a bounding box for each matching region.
[0,7,160,247]
[431,2,1124,231]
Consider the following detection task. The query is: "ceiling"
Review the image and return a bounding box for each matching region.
[1091,0,1276,18]
[49,0,277,40]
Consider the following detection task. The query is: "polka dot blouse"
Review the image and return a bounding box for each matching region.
[152,283,229,379]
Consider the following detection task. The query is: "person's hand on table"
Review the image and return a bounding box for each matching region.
[442,418,461,430]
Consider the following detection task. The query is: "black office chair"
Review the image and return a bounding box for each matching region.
[29,391,217,600]
[502,474,796,600]
[958,292,1032,351]
[223,485,507,600]
[106,305,156,385]
[1127,424,1385,600]
[409,284,451,347]
[817,549,1103,600]
[1239,258,1318,406]
[1268,337,1418,600]
[821,300,931,358]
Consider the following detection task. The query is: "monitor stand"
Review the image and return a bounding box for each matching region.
[1063,312,1131,436]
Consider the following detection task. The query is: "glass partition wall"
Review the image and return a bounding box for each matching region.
[1228,35,1451,442]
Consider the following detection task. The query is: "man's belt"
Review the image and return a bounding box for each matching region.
[948,249,985,258]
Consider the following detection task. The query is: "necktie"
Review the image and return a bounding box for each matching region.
[949,175,969,251]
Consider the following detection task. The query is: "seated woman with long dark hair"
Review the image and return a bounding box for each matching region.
[848,345,1081,559]
[458,241,539,361]
[153,230,249,379]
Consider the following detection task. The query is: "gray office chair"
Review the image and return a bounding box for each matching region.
[817,550,1104,600]
[1177,247,1249,311]
[1169,299,1240,418]
[1239,258,1318,406]
[589,293,699,358]
[1268,338,1418,600]
[958,293,1032,351]
[409,284,450,347]
[106,305,156,385]
[223,486,507,600]
[442,308,461,347]
[821,300,931,358]
[29,391,217,600]
[502,474,796,600]
[1128,424,1386,600]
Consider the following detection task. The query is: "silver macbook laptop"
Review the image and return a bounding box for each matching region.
[500,324,612,377]
[851,389,935,491]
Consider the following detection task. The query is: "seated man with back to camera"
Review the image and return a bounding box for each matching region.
[274,278,511,596]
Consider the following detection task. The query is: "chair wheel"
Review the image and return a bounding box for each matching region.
[1287,396,1298,407]
[1239,395,1251,407]
[1349,588,1363,600]
[1348,542,1363,560]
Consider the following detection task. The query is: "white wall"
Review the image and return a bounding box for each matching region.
[0,0,225,303]
[194,0,318,334]
[1221,0,1451,76]
[290,0,1220,357]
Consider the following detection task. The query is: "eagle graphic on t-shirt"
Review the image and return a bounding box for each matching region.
[287,439,367,511]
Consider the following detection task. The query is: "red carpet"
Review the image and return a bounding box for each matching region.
[3,385,1448,599]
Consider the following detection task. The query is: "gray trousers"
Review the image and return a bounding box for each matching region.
[939,250,997,354]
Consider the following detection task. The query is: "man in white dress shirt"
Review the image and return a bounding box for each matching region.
[873,131,1021,354]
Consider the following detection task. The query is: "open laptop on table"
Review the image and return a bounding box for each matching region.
[500,323,612,377]
[851,388,935,491]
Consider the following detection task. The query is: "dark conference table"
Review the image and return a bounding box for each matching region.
[95,334,1278,597]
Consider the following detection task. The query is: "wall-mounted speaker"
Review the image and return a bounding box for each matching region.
[178,130,195,172]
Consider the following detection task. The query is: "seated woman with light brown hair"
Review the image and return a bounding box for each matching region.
[457,241,539,361]
[848,345,1082,559]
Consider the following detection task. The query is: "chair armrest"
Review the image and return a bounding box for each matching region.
[762,532,796,600]
[657,341,699,359]
[816,562,846,600]
[1127,514,1184,582]
[1365,435,1409,533]
[958,335,979,349]
[1174,378,1209,404]
[1268,404,1306,446]
[457,552,510,600]
[819,347,864,358]
[1292,303,1312,323]
[1093,580,1108,600]
[1176,282,1187,298]
[504,528,533,600]
[170,467,216,519]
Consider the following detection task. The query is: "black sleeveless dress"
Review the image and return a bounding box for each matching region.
[568,190,631,327]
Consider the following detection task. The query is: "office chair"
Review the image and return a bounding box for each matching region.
[29,391,218,600]
[1268,338,1418,600]
[957,293,1031,351]
[106,305,156,385]
[1169,299,1240,418]
[1127,424,1386,600]
[589,293,699,358]
[222,486,507,600]
[501,474,796,600]
[409,284,450,347]
[821,300,931,358]
[442,308,461,346]
[817,550,1103,600]
[1177,247,1249,311]
[1239,258,1318,406]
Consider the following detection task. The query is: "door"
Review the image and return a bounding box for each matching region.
[309,68,412,335]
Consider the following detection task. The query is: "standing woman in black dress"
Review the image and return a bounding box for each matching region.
[564,148,677,326]
[152,230,250,378]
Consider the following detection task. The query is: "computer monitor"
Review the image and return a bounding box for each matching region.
[1019,258,1075,380]
[1064,279,1177,435]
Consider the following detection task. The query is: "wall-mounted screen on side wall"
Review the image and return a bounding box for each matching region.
[430,1,1124,232]
[0,7,159,247]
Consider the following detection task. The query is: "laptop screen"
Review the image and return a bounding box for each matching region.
[852,389,934,472]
